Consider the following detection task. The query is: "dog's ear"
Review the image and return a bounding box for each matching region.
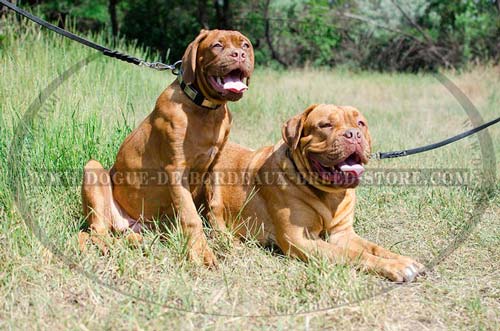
[282,104,318,150]
[182,29,210,85]
[362,117,372,153]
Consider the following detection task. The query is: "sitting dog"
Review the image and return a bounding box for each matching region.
[80,29,254,266]
[207,104,425,281]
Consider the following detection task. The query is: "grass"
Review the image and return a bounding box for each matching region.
[1,18,499,330]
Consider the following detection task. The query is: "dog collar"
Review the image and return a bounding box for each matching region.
[177,74,223,110]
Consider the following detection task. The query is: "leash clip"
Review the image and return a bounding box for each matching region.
[171,60,183,76]
[139,60,182,75]
[140,61,173,71]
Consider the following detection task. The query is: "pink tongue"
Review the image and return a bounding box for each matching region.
[223,76,248,93]
[339,163,365,177]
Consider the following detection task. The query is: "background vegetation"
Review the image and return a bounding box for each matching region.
[1,0,499,71]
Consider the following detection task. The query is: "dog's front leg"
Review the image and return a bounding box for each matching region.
[167,167,217,267]
[276,229,381,269]
[204,171,229,232]
[330,230,423,261]
[278,229,421,282]
[329,229,425,282]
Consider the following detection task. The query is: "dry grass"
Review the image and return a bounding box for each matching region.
[0,20,499,330]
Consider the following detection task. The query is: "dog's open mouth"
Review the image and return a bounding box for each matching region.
[208,69,248,95]
[309,152,365,186]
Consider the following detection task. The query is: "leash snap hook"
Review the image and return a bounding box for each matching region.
[138,60,175,71]
[148,61,172,71]
[171,60,183,76]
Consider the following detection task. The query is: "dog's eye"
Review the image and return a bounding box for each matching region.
[357,120,366,127]
[212,42,224,49]
[318,122,333,129]
[242,42,250,49]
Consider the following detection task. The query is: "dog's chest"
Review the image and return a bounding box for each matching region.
[193,145,220,169]
[188,111,229,169]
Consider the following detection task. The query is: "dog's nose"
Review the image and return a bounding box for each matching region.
[230,49,246,62]
[344,129,362,143]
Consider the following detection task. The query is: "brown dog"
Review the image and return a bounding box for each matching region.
[80,29,254,266]
[207,104,425,281]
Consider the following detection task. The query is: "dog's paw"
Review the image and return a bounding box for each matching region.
[78,231,90,252]
[379,258,425,282]
[78,230,113,255]
[188,244,218,269]
[126,233,143,248]
[202,248,218,269]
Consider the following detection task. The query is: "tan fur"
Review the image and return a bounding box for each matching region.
[80,30,254,266]
[207,104,425,281]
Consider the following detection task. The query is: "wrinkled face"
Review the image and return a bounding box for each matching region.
[282,104,372,188]
[182,29,254,102]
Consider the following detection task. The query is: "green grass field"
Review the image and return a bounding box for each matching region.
[1,20,499,330]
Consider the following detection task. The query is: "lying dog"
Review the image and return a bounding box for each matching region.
[80,29,254,266]
[207,104,425,281]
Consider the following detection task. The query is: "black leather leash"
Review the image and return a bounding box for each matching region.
[2,0,499,158]
[0,0,180,72]
[373,115,500,160]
